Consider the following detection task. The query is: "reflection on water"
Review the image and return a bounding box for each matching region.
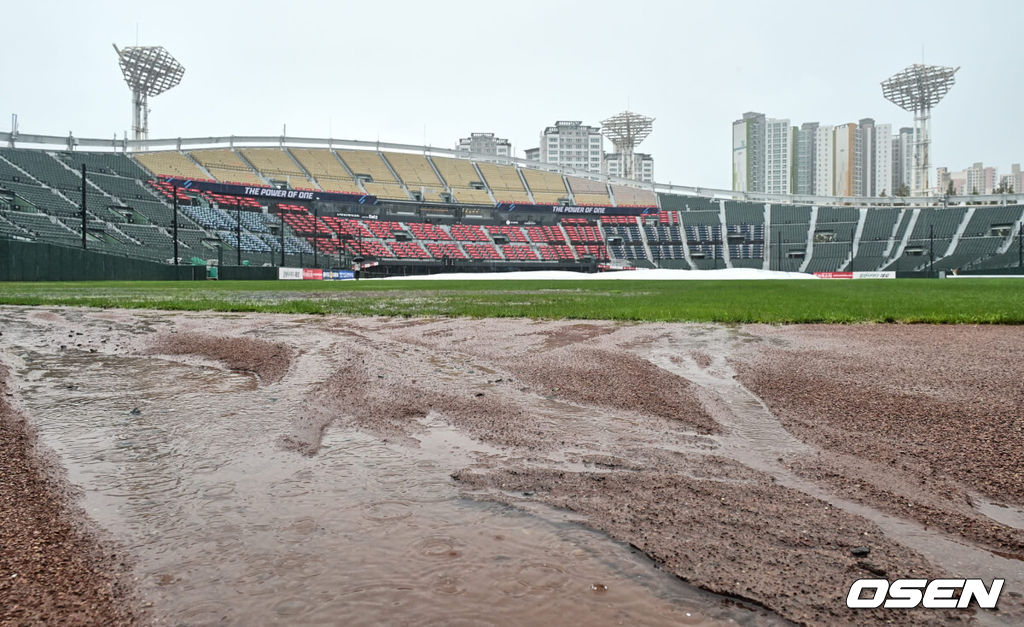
[10,348,773,626]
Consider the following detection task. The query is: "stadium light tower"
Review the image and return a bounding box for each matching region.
[113,44,185,143]
[881,63,958,196]
[600,111,654,181]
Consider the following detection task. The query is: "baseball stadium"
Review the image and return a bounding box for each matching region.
[2,11,1023,627]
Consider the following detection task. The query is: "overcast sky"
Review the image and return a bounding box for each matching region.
[2,0,1021,189]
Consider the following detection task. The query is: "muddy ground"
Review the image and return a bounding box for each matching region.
[0,307,1022,625]
[0,362,142,626]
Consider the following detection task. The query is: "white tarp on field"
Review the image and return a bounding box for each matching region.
[379,268,818,281]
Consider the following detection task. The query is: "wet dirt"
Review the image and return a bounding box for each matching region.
[1,307,1021,625]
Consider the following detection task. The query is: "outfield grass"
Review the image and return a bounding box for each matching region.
[0,279,1021,323]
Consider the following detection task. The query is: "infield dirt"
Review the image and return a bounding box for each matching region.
[0,306,1021,625]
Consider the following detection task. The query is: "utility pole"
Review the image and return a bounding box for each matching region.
[929,224,934,275]
[279,207,286,267]
[850,228,855,273]
[172,183,179,265]
[236,205,242,266]
[80,165,87,250]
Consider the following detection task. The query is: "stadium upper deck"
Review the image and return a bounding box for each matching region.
[1,131,1022,273]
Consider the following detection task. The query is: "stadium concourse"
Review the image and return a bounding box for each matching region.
[1,136,1023,278]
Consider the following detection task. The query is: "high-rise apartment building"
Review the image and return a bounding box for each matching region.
[765,118,791,194]
[731,113,910,197]
[892,127,914,194]
[966,162,998,194]
[603,152,654,183]
[833,123,857,197]
[457,132,511,157]
[732,112,765,192]
[814,125,834,196]
[792,122,818,195]
[533,121,603,173]
[873,123,892,196]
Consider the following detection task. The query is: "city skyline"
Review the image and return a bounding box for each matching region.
[733,108,1020,197]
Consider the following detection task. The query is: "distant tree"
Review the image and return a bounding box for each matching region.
[972,186,979,195]
[1009,182,1016,194]
[879,189,887,197]
[895,184,910,197]
[946,180,955,196]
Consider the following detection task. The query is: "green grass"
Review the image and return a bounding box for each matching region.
[0,278,1022,323]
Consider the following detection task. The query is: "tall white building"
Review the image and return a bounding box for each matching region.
[603,152,654,183]
[874,123,892,196]
[892,127,914,194]
[813,125,834,196]
[732,112,765,192]
[966,162,998,194]
[457,132,511,157]
[792,122,818,195]
[765,118,791,194]
[535,121,603,173]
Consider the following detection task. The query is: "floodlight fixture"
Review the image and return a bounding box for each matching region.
[601,111,654,181]
[113,44,185,142]
[881,64,958,196]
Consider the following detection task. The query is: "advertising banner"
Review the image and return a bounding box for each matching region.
[323,270,355,280]
[814,272,854,279]
[814,271,896,279]
[162,177,376,205]
[852,271,896,279]
[302,268,324,280]
[497,203,657,216]
[278,267,303,280]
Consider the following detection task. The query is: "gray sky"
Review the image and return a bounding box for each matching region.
[3,0,1021,189]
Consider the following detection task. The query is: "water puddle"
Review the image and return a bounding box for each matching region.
[0,316,779,625]
[642,326,1024,622]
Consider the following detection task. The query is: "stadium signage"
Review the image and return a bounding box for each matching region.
[814,271,896,279]
[163,177,376,205]
[498,202,657,216]
[277,267,355,280]
[846,578,1003,609]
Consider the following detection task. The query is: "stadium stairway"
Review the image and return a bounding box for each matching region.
[797,206,818,273]
[880,209,920,270]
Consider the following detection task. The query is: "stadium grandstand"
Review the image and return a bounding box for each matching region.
[1,133,1022,276]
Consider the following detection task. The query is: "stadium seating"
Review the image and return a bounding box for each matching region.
[430,156,494,205]
[134,151,210,180]
[475,163,531,203]
[486,225,528,242]
[240,148,317,189]
[610,184,657,207]
[408,221,450,240]
[190,150,266,186]
[449,223,489,242]
[56,152,150,179]
[0,148,82,191]
[390,240,430,259]
[462,242,502,260]
[384,153,446,202]
[521,168,569,205]
[723,201,763,224]
[425,242,465,259]
[336,150,408,200]
[566,176,612,205]
[5,145,1024,274]
[289,148,363,194]
[500,244,539,261]
[525,225,567,244]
